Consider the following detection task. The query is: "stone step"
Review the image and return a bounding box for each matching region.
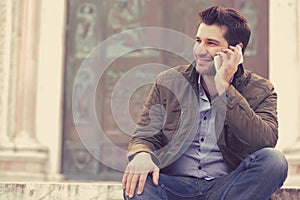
[272,187,300,200]
[0,182,123,200]
[0,183,299,199]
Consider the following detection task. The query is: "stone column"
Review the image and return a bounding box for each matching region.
[0,0,48,181]
[283,0,300,186]
[14,0,42,147]
[0,0,13,149]
[34,0,67,181]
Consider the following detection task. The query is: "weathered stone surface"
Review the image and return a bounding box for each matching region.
[272,187,300,200]
[0,183,298,200]
[0,183,123,200]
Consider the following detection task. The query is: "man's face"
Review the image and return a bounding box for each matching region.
[193,23,229,75]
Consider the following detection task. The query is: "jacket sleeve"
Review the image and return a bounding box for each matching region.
[212,81,278,150]
[127,77,167,163]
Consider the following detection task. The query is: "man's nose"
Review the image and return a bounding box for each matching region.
[194,43,207,55]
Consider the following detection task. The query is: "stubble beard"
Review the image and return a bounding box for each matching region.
[195,61,216,76]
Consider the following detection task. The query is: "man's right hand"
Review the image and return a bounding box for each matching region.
[122,152,160,198]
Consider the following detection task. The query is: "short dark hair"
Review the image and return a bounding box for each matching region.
[199,6,251,54]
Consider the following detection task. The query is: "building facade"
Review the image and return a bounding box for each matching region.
[0,0,299,185]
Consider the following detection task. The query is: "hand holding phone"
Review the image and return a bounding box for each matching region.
[214,45,243,71]
[213,44,243,95]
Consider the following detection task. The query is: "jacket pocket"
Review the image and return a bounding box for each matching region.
[163,107,182,140]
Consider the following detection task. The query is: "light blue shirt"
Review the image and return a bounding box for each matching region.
[165,77,230,180]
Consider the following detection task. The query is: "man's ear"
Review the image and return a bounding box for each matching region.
[238,42,244,49]
[238,42,245,54]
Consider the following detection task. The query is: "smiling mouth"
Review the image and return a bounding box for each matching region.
[196,60,211,65]
[195,55,213,62]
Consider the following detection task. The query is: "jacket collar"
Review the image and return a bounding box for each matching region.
[182,61,199,90]
[232,64,247,89]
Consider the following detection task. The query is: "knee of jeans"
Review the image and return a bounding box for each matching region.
[255,148,288,177]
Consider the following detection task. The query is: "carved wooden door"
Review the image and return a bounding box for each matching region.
[62,0,268,181]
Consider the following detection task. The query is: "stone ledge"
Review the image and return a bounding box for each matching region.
[272,187,300,200]
[0,182,298,200]
[0,182,123,200]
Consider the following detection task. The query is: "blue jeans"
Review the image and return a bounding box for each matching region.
[123,148,288,200]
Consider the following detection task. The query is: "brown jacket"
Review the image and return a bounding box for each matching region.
[127,62,278,171]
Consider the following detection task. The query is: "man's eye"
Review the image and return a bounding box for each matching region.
[208,42,216,45]
[196,39,201,43]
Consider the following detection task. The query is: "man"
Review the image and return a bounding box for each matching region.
[122,6,288,200]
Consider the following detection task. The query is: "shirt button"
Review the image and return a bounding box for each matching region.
[229,99,235,104]
[201,138,204,142]
[198,166,202,170]
[203,116,207,120]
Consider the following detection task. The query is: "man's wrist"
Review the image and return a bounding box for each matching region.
[216,81,229,95]
[135,152,151,158]
[130,151,160,166]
